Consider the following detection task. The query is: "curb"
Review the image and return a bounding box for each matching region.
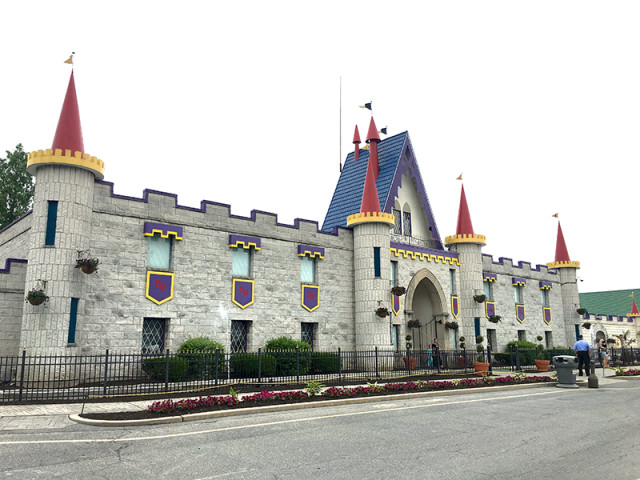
[69,381,556,427]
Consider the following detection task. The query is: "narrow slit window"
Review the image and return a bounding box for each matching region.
[68,298,79,344]
[374,247,381,278]
[45,201,58,246]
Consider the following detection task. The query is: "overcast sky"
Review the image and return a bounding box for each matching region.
[2,1,639,296]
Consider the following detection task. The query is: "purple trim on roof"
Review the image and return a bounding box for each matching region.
[390,242,459,262]
[143,222,183,239]
[483,273,497,282]
[481,253,557,275]
[96,180,350,237]
[229,234,261,249]
[298,245,325,258]
[383,133,443,249]
[0,258,28,274]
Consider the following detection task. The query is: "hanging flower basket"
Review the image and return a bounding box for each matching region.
[582,322,591,329]
[375,307,390,318]
[488,315,501,324]
[25,289,48,306]
[576,308,587,316]
[473,294,486,303]
[445,321,459,330]
[391,286,406,296]
[407,319,422,329]
[76,258,100,274]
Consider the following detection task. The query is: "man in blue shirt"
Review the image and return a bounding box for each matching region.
[573,335,591,376]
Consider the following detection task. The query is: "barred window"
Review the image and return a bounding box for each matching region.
[142,318,167,354]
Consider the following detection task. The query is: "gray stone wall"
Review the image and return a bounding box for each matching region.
[71,183,355,354]
[0,260,27,355]
[0,212,32,262]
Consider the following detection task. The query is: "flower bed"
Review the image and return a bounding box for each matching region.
[615,369,640,376]
[143,375,554,416]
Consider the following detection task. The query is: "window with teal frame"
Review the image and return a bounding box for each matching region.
[374,247,381,278]
[300,256,315,283]
[45,201,58,246]
[68,298,79,344]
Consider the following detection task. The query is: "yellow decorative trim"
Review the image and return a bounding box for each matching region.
[145,271,175,305]
[143,230,183,240]
[628,313,640,317]
[228,241,261,250]
[27,149,105,180]
[444,233,486,245]
[347,211,395,227]
[390,247,461,266]
[512,281,526,287]
[297,251,324,259]
[546,260,580,269]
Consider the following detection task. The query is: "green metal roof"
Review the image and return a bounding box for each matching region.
[578,289,640,317]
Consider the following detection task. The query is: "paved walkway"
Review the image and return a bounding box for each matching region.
[0,370,631,430]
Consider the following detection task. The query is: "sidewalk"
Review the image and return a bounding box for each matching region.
[0,370,628,430]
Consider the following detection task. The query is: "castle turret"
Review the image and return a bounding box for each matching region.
[444,184,486,345]
[347,117,395,350]
[21,70,104,356]
[546,222,580,344]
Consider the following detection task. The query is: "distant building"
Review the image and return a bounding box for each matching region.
[2,71,631,356]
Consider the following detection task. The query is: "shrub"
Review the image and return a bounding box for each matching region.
[310,353,340,374]
[265,337,311,376]
[230,353,277,378]
[506,340,537,350]
[178,337,226,379]
[142,356,189,382]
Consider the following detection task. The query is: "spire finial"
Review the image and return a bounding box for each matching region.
[353,125,361,162]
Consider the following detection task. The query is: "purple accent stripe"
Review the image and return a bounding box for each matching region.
[298,245,325,258]
[483,273,497,282]
[229,234,261,249]
[0,258,28,274]
[96,181,349,237]
[390,242,459,262]
[512,277,527,286]
[539,281,552,290]
[482,253,557,274]
[143,222,183,239]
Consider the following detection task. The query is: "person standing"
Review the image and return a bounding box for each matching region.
[600,340,610,368]
[573,335,591,376]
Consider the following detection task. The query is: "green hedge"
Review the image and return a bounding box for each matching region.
[265,337,311,376]
[310,353,340,374]
[142,356,189,382]
[177,337,226,379]
[230,353,277,378]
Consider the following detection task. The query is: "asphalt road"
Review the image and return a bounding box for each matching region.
[1,381,639,479]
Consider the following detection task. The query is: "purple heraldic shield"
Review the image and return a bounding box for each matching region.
[486,301,496,318]
[516,304,526,323]
[451,295,459,318]
[543,307,552,325]
[301,285,320,312]
[232,279,254,309]
[146,271,175,305]
[392,294,401,316]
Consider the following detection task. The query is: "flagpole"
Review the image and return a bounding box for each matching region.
[339,76,342,173]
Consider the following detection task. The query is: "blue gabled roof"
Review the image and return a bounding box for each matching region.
[322,132,407,232]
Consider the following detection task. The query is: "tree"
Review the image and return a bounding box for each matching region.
[614,330,636,349]
[0,144,34,230]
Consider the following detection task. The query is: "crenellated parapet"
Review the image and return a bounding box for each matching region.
[547,260,580,269]
[346,211,395,227]
[444,233,486,245]
[27,149,104,180]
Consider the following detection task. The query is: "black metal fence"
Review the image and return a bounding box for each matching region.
[1,346,639,404]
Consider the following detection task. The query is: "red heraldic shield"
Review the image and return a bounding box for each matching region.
[451,295,459,318]
[516,304,526,323]
[301,285,319,312]
[543,307,552,325]
[232,279,254,309]
[392,294,401,316]
[146,271,174,305]
[486,301,496,318]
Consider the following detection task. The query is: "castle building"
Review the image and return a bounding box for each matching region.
[2,71,628,357]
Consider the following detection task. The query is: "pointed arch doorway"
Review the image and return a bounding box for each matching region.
[405,267,449,350]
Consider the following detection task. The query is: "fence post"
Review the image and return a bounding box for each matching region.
[296,346,300,382]
[462,346,467,372]
[407,347,412,373]
[215,348,219,386]
[258,347,262,382]
[18,348,26,402]
[487,345,493,374]
[103,347,110,396]
[164,348,170,393]
[375,346,379,378]
[515,345,521,371]
[338,347,342,385]
[436,346,441,374]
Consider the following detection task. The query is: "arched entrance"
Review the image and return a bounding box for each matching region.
[405,267,449,349]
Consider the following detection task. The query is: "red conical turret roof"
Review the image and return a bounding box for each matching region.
[353,125,361,162]
[359,150,381,214]
[52,71,84,154]
[366,117,380,178]
[554,222,571,263]
[631,299,639,316]
[455,184,475,235]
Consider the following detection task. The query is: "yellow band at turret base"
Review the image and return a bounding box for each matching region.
[347,211,395,227]
[546,260,580,269]
[27,149,105,180]
[444,233,486,245]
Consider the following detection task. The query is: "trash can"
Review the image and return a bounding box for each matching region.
[553,355,579,389]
